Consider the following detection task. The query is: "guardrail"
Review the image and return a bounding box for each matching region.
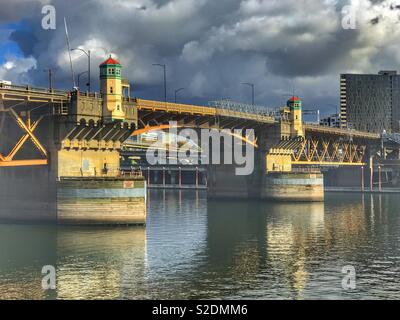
[304,123,381,139]
[0,83,68,96]
[135,98,276,122]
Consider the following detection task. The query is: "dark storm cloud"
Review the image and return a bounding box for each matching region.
[2,0,400,115]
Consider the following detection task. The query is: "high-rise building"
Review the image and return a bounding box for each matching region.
[340,71,400,133]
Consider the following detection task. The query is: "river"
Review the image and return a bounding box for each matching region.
[0,190,399,300]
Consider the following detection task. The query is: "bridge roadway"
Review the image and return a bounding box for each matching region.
[0,83,380,139]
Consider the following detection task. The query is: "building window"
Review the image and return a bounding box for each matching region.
[110,87,113,94]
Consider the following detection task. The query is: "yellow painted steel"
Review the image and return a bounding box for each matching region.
[135,98,275,123]
[0,108,48,167]
[131,124,258,147]
[294,161,366,166]
[304,124,380,139]
[0,159,48,167]
[291,136,367,166]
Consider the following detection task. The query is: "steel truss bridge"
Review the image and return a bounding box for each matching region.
[0,84,384,168]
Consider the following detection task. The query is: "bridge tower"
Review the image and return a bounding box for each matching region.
[287,96,303,138]
[100,55,125,121]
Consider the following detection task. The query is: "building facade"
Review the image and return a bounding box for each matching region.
[320,114,340,128]
[340,71,400,133]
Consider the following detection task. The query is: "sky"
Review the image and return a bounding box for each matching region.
[1,0,400,116]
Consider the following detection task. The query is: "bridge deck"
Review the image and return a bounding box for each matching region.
[134,98,276,124]
[304,124,380,139]
[0,85,381,140]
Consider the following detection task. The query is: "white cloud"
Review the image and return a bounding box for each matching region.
[0,56,37,83]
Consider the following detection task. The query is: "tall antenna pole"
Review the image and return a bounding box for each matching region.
[64,17,76,88]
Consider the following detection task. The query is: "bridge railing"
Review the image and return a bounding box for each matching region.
[135,98,276,123]
[136,98,217,115]
[0,83,68,96]
[304,123,381,139]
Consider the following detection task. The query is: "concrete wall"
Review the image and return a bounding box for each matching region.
[57,178,146,225]
[323,167,363,187]
[262,172,324,202]
[0,166,57,222]
[55,149,120,178]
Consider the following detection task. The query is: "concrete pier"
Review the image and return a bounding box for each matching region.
[261,172,324,202]
[0,56,147,225]
[57,177,146,225]
[0,169,147,225]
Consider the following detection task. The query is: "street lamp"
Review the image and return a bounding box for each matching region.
[174,88,184,103]
[241,82,255,106]
[77,71,88,89]
[153,63,167,103]
[71,48,91,92]
[43,69,53,91]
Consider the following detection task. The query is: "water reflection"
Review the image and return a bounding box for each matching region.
[0,191,400,299]
[0,226,146,300]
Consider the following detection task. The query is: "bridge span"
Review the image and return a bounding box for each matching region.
[0,56,397,225]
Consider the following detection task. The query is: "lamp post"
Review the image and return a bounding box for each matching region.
[361,166,365,192]
[378,165,382,192]
[43,69,53,91]
[77,71,88,89]
[241,82,255,106]
[71,48,91,92]
[153,63,167,103]
[174,88,184,103]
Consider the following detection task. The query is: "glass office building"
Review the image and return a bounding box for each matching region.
[340,71,400,133]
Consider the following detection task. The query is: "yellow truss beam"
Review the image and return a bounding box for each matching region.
[294,161,366,166]
[0,159,48,167]
[0,108,48,167]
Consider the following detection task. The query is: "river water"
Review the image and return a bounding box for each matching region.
[0,190,399,300]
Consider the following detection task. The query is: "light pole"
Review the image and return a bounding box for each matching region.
[153,63,167,103]
[241,82,255,106]
[71,48,91,92]
[361,166,365,192]
[77,71,88,89]
[175,88,184,103]
[43,69,53,91]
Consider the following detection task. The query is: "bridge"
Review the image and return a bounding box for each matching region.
[0,55,397,225]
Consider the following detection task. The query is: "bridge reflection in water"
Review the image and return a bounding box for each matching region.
[1,190,399,299]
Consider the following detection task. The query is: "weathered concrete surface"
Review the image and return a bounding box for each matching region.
[261,172,324,202]
[57,178,146,225]
[0,166,57,223]
[0,170,146,225]
[207,164,263,199]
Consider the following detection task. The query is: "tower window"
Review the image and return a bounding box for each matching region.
[111,69,115,74]
[110,87,113,94]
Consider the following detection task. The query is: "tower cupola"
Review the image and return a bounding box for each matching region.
[100,55,124,121]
